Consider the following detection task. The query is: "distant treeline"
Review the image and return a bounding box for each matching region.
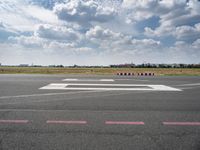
[110,63,200,68]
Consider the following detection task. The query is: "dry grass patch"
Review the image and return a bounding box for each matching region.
[0,67,199,76]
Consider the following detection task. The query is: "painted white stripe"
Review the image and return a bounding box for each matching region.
[0,120,29,124]
[116,79,149,81]
[47,120,87,124]
[163,122,200,126]
[40,83,181,91]
[100,79,114,82]
[63,79,114,82]
[63,79,78,81]
[105,121,145,125]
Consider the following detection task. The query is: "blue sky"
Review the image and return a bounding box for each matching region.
[0,0,200,65]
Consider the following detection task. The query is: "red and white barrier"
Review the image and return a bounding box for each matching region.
[117,72,134,76]
[117,72,155,76]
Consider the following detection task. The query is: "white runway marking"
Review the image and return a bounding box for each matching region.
[40,83,181,91]
[47,120,87,124]
[0,120,29,124]
[100,79,115,82]
[105,121,145,125]
[63,79,114,82]
[116,79,149,81]
[163,122,200,126]
[63,79,78,81]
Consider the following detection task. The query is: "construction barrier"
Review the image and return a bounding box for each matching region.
[117,72,155,76]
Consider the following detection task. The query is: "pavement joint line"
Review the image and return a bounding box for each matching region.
[179,87,199,90]
[46,120,87,124]
[105,121,145,125]
[0,108,158,112]
[163,122,200,126]
[0,90,141,106]
[175,83,200,87]
[0,120,29,124]
[0,90,102,99]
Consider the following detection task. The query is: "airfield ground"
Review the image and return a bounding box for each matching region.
[0,66,200,75]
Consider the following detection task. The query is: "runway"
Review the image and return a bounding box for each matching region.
[0,74,200,150]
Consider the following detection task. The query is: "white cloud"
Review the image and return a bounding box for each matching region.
[86,25,161,54]
[0,0,60,32]
[86,25,123,41]
[175,23,200,40]
[192,38,200,48]
[53,0,116,27]
[167,39,200,62]
[9,35,47,49]
[35,24,81,42]
[145,23,200,41]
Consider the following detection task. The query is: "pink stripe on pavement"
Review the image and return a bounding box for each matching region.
[105,121,145,125]
[46,120,87,124]
[163,122,200,126]
[0,120,29,124]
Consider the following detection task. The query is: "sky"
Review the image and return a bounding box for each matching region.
[0,0,200,65]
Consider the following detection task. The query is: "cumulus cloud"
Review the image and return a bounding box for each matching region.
[86,26,123,41]
[27,0,65,9]
[175,23,200,40]
[9,35,47,49]
[86,25,161,54]
[53,0,116,27]
[0,0,60,33]
[145,23,200,42]
[122,0,200,25]
[192,39,200,48]
[141,0,200,43]
[35,24,81,42]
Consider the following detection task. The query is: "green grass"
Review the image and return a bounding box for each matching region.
[0,66,200,76]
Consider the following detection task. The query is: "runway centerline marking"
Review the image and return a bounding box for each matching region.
[63,79,115,82]
[116,79,149,81]
[163,122,200,126]
[40,83,181,91]
[46,120,87,124]
[105,121,145,125]
[0,120,29,124]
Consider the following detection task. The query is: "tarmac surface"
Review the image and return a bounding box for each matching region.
[0,74,200,150]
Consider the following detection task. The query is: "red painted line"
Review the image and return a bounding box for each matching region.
[105,121,144,125]
[46,120,87,124]
[0,120,29,124]
[163,122,200,126]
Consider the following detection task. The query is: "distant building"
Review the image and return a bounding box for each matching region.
[19,64,29,67]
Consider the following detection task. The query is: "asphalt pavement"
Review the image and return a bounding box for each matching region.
[0,74,200,150]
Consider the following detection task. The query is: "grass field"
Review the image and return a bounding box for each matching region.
[0,66,200,76]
